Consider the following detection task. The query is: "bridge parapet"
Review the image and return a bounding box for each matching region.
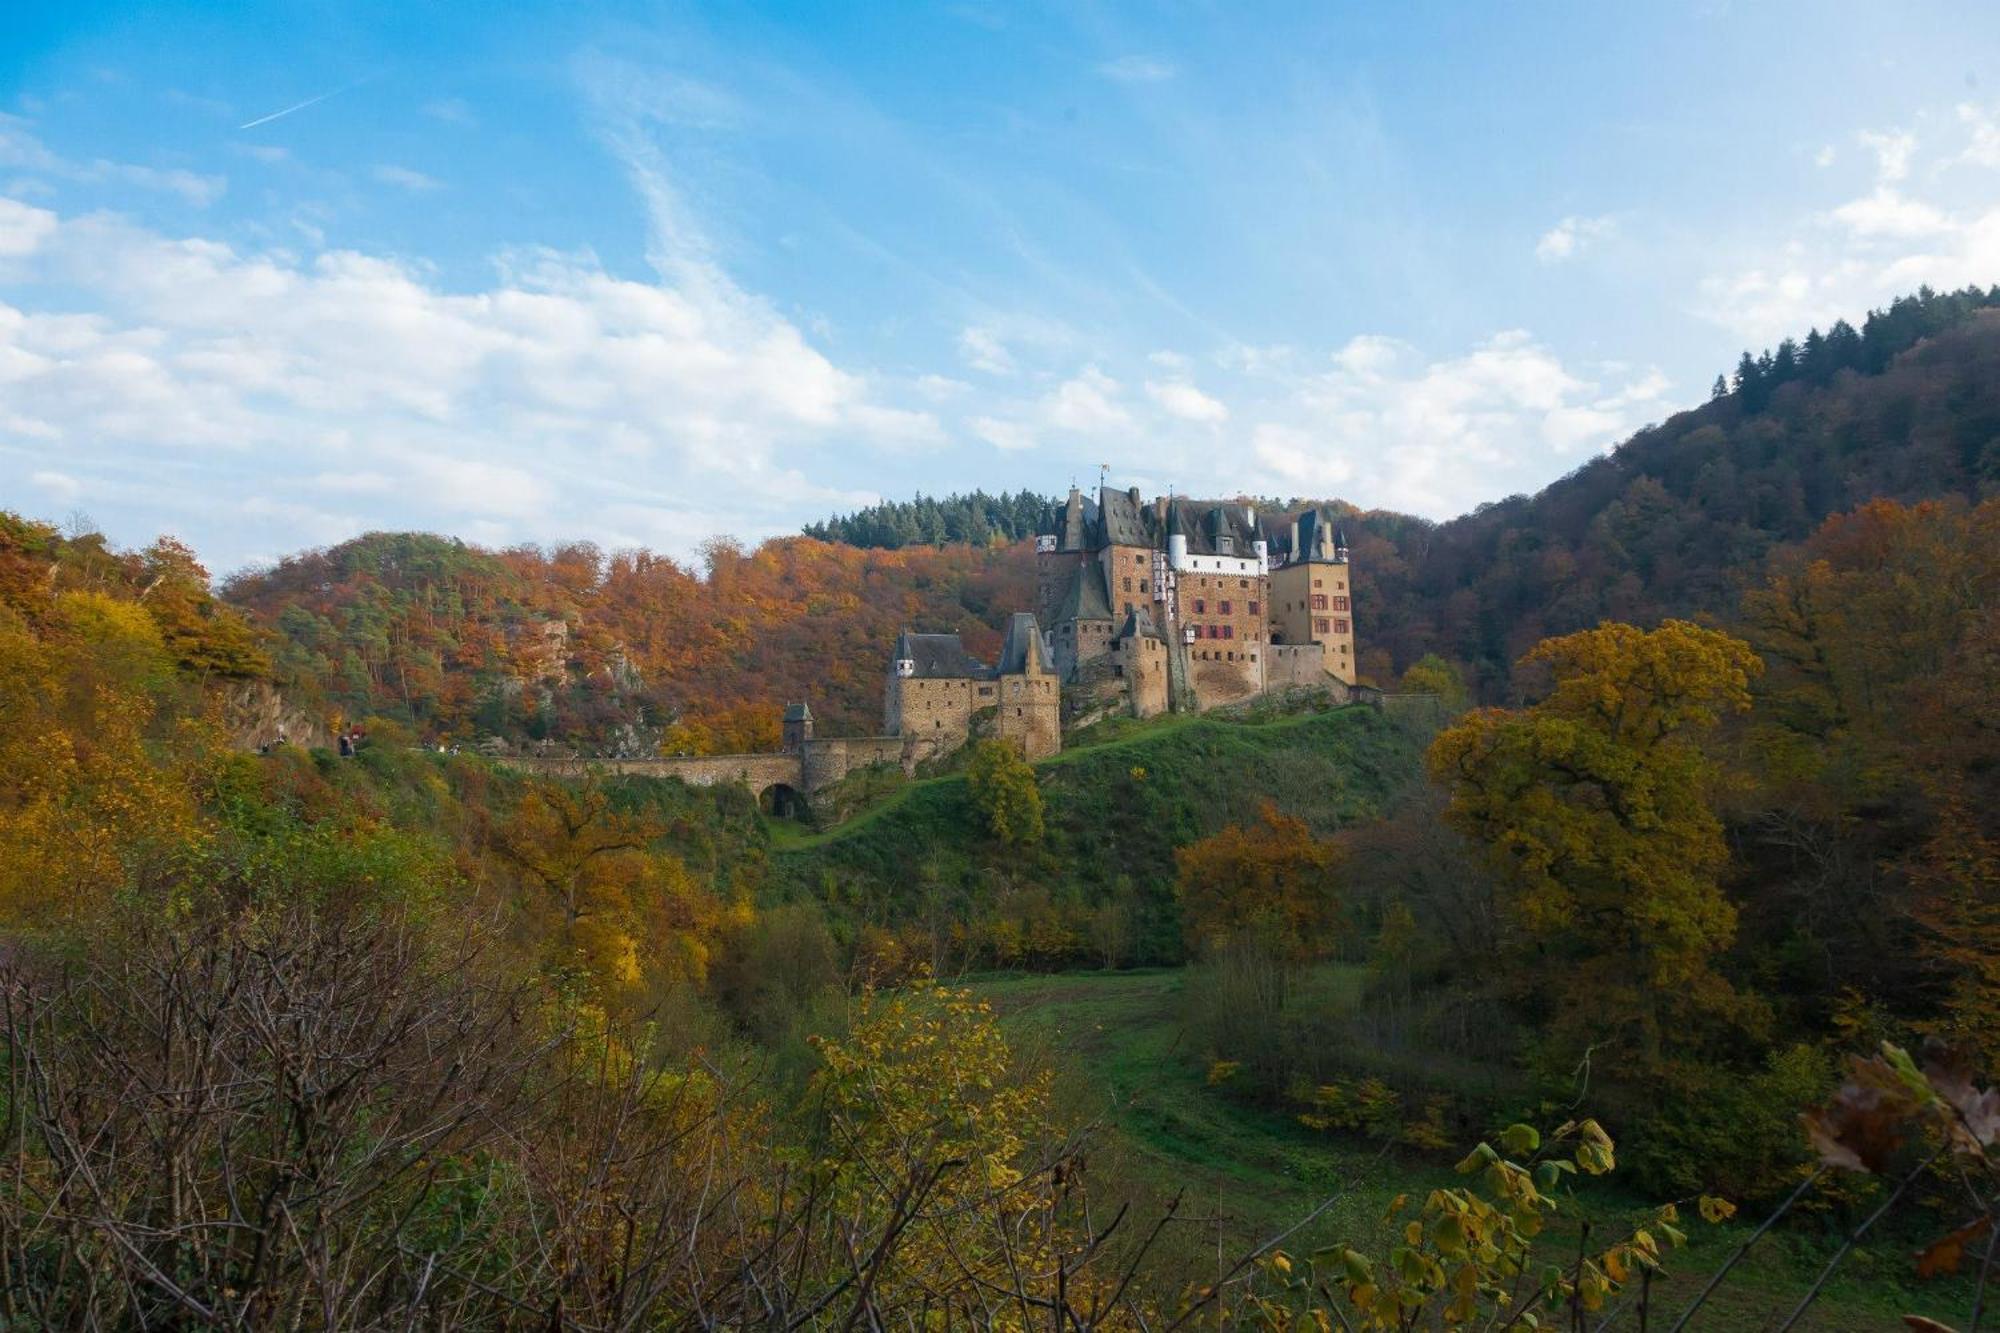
[499,733,943,796]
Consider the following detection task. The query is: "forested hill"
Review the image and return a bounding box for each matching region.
[1360,287,2000,692]
[222,534,1034,752]
[803,489,1051,548]
[213,285,2000,745]
[809,286,2000,694]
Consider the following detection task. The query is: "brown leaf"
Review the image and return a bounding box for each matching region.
[1901,1317,1960,1332]
[1921,1044,2000,1148]
[1802,1086,1907,1174]
[1915,1215,1993,1280]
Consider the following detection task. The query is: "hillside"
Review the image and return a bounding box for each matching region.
[222,530,1034,751]
[811,287,2000,698]
[207,286,2000,754]
[771,703,1423,969]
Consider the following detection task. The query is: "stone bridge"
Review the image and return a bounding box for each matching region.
[499,734,938,803]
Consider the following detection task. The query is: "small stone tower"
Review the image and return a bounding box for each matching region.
[1110,608,1169,719]
[781,701,814,751]
[994,612,1061,760]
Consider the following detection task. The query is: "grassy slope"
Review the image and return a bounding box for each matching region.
[967,969,1969,1332]
[768,705,1419,948]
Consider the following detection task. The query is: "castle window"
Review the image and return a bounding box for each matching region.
[1240,579,1249,588]
[1250,653,1258,663]
[1333,618,1350,634]
[1139,580,1148,593]
[1016,707,1023,716]
[1123,577,1132,592]
[1331,595,1349,611]
[1310,594,1329,610]
[1248,601,1259,615]
[1223,625,1234,640]
[1220,600,1232,615]
[1313,578,1323,589]
[1315,618,1331,634]
[1135,554,1145,564]
[1226,651,1234,661]
[1193,598,1205,614]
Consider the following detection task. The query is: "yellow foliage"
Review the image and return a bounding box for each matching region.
[1427,621,1762,1062]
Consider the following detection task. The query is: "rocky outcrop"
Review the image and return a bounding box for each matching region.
[221,679,327,751]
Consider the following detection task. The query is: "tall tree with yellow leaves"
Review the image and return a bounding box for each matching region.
[1427,621,1763,1064]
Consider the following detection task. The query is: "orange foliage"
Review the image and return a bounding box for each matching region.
[1173,802,1345,959]
[226,533,1036,749]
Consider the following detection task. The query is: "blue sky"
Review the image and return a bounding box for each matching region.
[6,1,2000,572]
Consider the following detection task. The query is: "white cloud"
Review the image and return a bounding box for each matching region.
[0,115,224,206]
[1098,55,1177,84]
[30,469,80,501]
[1233,331,1666,516]
[1535,214,1615,263]
[372,164,442,192]
[1698,110,2000,343]
[1814,144,1837,168]
[1044,365,1132,433]
[970,415,1037,452]
[1828,188,1953,239]
[957,325,1015,375]
[0,196,56,256]
[1859,129,1917,183]
[1146,378,1228,423]
[1958,102,2000,168]
[0,202,931,568]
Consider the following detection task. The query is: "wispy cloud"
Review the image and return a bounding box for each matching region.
[422,97,477,127]
[1535,214,1615,263]
[1097,54,1177,84]
[1698,110,2000,342]
[372,164,442,192]
[0,114,224,206]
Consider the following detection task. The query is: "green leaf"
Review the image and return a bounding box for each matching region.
[1499,1123,1541,1155]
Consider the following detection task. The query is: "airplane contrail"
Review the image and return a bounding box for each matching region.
[237,79,365,131]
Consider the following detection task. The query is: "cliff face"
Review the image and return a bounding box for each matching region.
[221,679,327,751]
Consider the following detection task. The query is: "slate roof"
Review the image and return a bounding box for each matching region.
[1276,507,1349,565]
[1097,485,1156,547]
[1039,484,1276,560]
[1164,498,1262,557]
[1055,561,1114,622]
[998,613,1053,674]
[1114,607,1165,643]
[893,631,994,680]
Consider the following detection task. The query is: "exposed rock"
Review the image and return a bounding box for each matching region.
[221,679,327,751]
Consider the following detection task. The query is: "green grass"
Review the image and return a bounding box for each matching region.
[780,704,1357,854]
[768,705,1421,957]
[964,968,1977,1331]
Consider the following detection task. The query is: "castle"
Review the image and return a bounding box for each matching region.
[883,484,1358,761]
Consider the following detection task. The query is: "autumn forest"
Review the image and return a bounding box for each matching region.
[2,287,1999,1328]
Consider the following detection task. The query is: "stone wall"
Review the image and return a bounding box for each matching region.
[1099,543,1156,619]
[1113,634,1169,718]
[1269,560,1356,684]
[501,732,937,800]
[885,674,994,752]
[1265,642,1335,691]
[994,671,1060,760]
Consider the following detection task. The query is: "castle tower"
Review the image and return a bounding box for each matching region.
[994,612,1061,760]
[781,701,814,751]
[1110,608,1169,719]
[1269,508,1357,685]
